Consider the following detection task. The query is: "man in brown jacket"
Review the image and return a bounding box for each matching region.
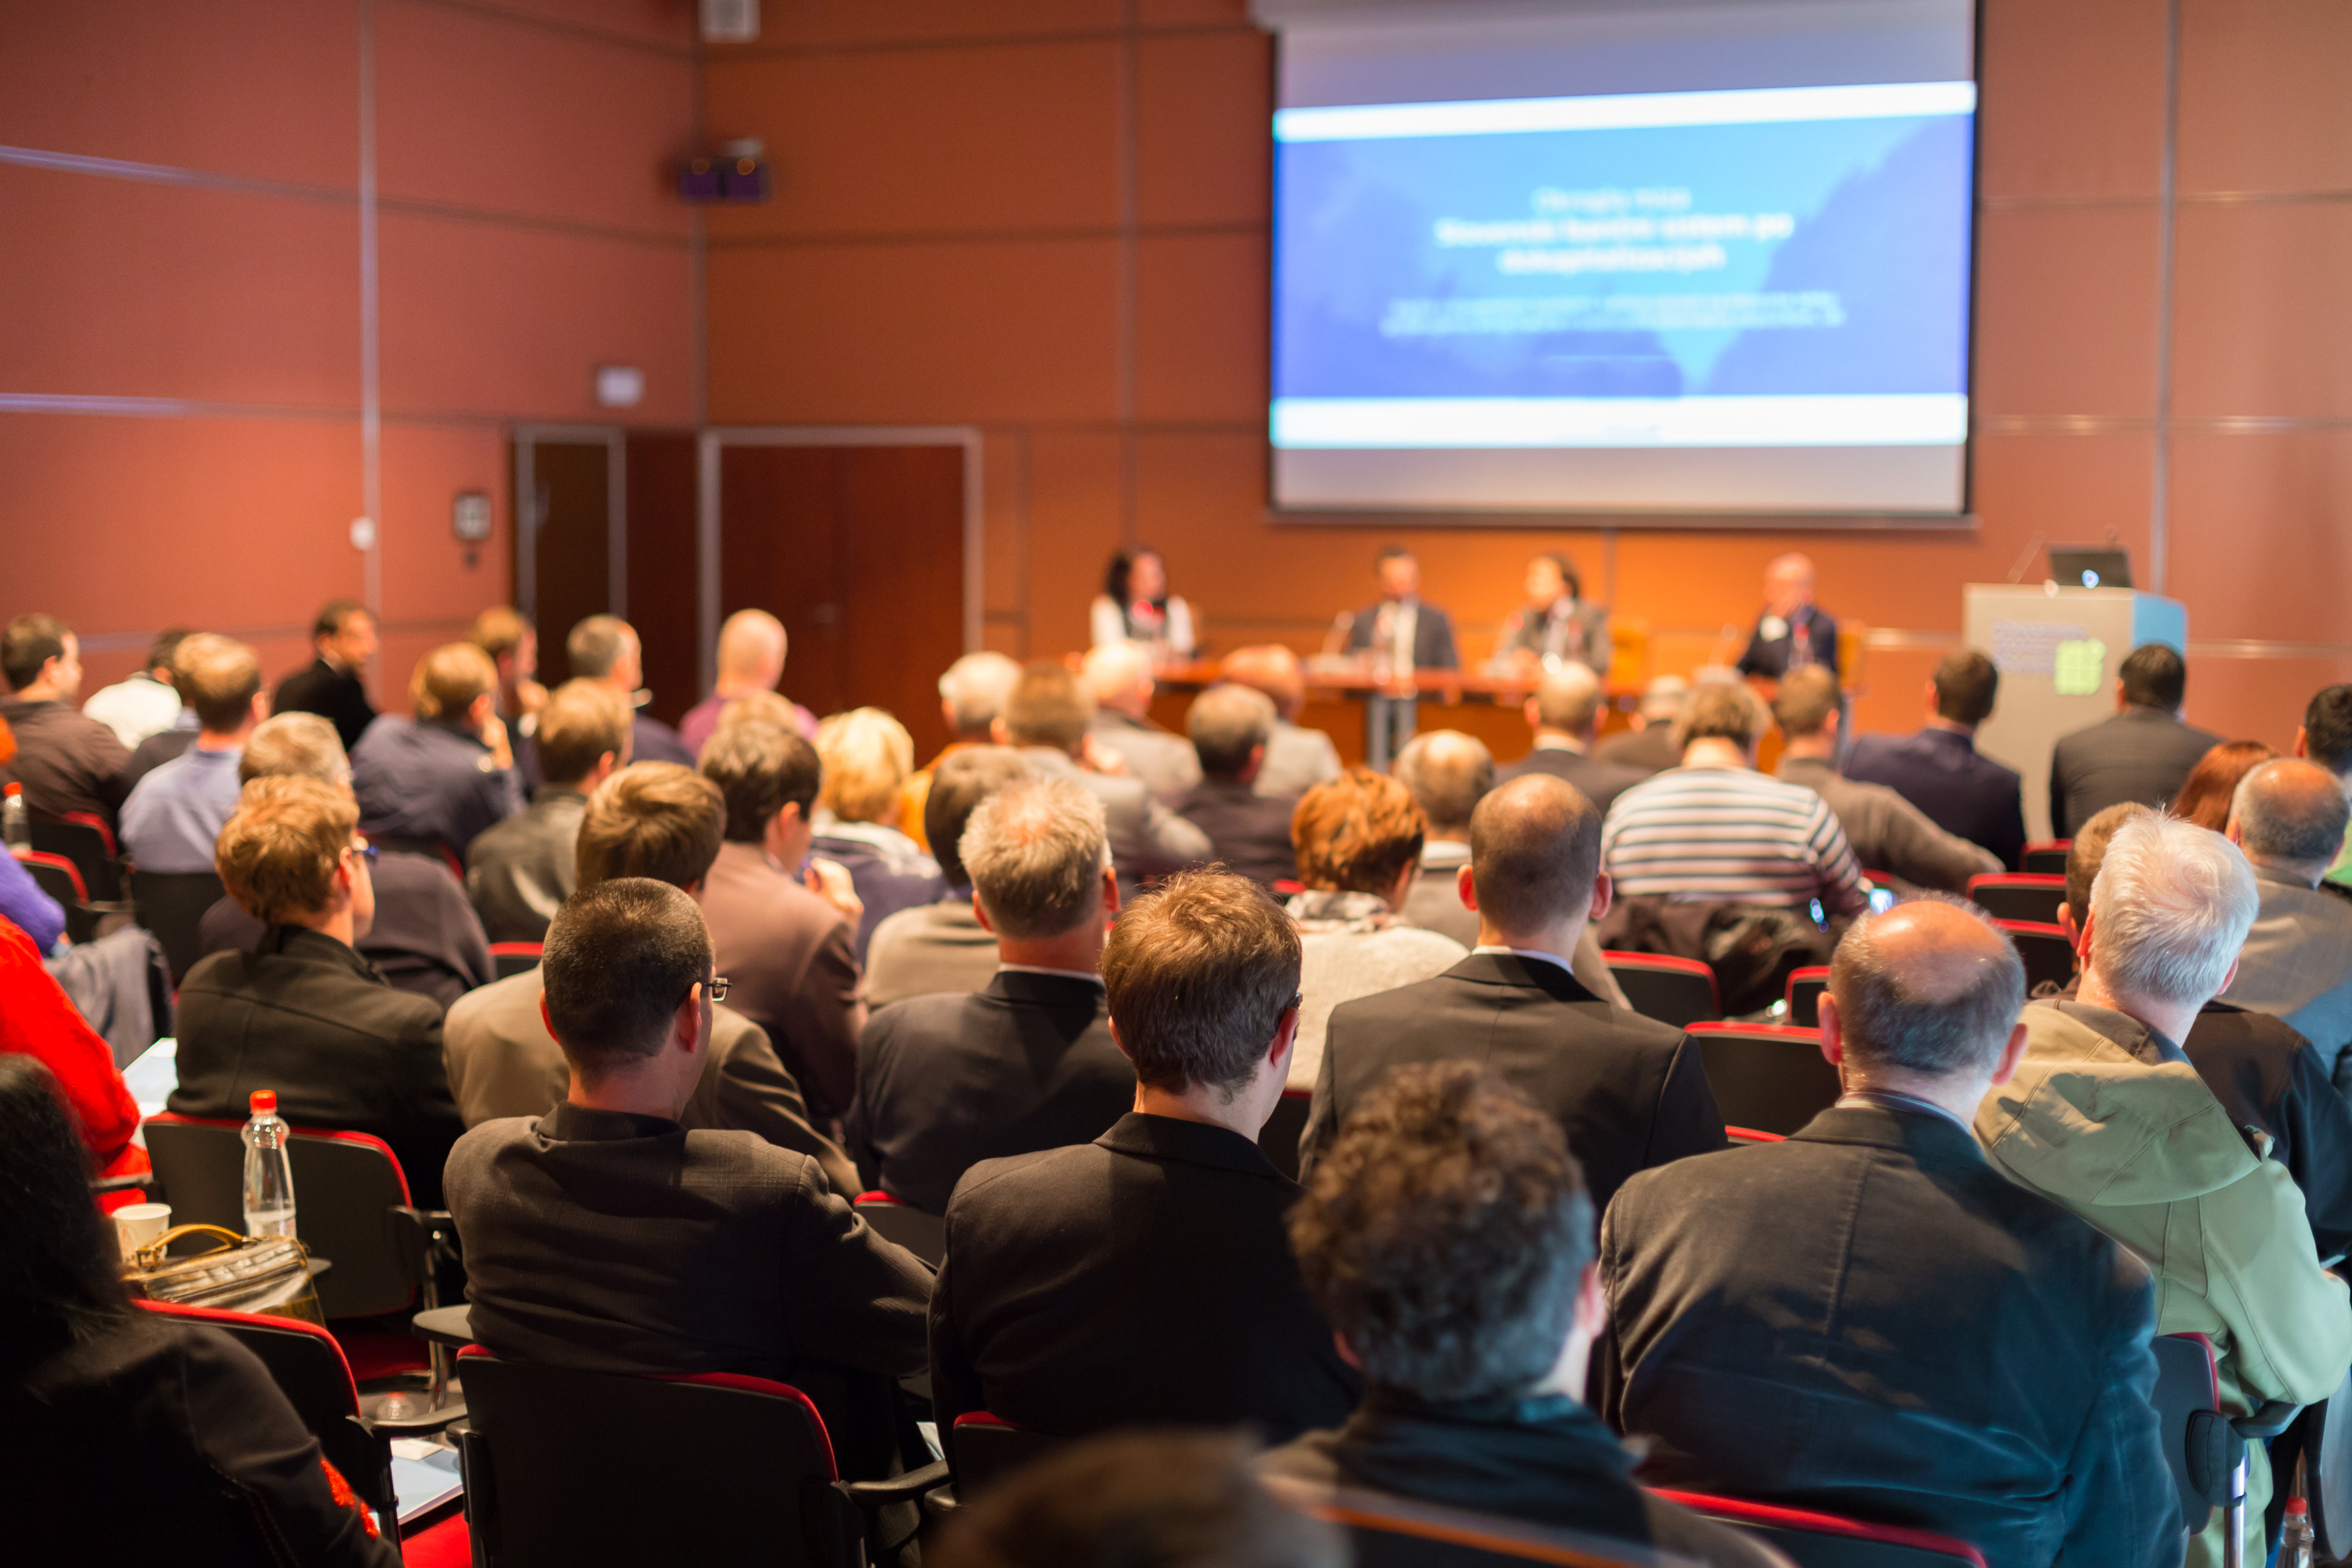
[0,614,131,827]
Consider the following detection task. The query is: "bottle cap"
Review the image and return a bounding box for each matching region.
[3,782,18,796]
[249,1090,278,1114]
[2286,1496,2309,1515]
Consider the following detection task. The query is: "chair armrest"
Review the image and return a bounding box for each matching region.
[2234,1401,2301,1442]
[836,1458,951,1510]
[91,1172,157,1195]
[410,1304,475,1350]
[367,1400,468,1438]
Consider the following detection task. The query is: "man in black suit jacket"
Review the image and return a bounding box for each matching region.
[930,870,1359,1444]
[1843,649,2028,870]
[169,776,464,1203]
[1341,546,1459,672]
[1734,553,1840,681]
[1599,897,2177,1565]
[2048,642,2223,837]
[1171,683,1299,887]
[1301,774,1723,1204]
[848,775,1136,1212]
[271,600,379,754]
[1497,663,1647,816]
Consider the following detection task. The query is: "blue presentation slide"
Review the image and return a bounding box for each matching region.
[1272,83,1976,449]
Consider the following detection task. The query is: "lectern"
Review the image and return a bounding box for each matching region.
[1963,584,2189,844]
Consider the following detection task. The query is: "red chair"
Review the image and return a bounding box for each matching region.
[1603,952,1722,1029]
[21,849,101,943]
[1726,1126,1788,1146]
[1654,1491,1986,1565]
[949,1411,1069,1497]
[1965,873,2065,925]
[1263,1474,1668,1565]
[1261,1086,1311,1182]
[488,942,542,980]
[1685,1023,1840,1138]
[2021,841,2071,875]
[31,810,125,902]
[851,1190,945,1268]
[1994,920,2077,995]
[1784,965,1831,1028]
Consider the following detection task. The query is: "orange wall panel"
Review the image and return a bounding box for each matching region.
[1977,0,2164,201]
[2171,203,2352,419]
[2167,431,2352,644]
[1974,207,2162,417]
[728,0,1119,52]
[1136,29,1272,227]
[378,423,513,626]
[1133,232,1265,421]
[441,0,693,52]
[1022,431,1128,656]
[2179,0,2352,194]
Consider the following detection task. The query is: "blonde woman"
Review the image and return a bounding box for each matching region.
[811,708,948,961]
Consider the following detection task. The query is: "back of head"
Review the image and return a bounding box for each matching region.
[541,879,712,1085]
[470,606,532,665]
[576,763,725,891]
[939,651,1023,738]
[1671,681,1770,754]
[1100,869,1301,1095]
[925,748,1030,888]
[1771,665,1840,741]
[1291,767,1426,895]
[1002,660,1093,751]
[2,613,70,692]
[2088,812,2259,1009]
[1392,730,1493,836]
[146,627,195,680]
[2119,643,2187,711]
[1185,683,1275,778]
[1532,662,1604,734]
[1221,644,1307,717]
[710,689,803,742]
[1469,775,1602,932]
[2066,802,2155,918]
[1636,674,1689,725]
[410,642,497,721]
[1829,894,2026,1078]
[175,633,263,733]
[2232,757,2351,872]
[960,775,1108,939]
[1289,1061,1591,1402]
[815,707,913,824]
[536,679,633,787]
[2171,740,2276,831]
[216,775,358,924]
[1080,640,1151,706]
[2303,685,2352,777]
[716,609,787,684]
[313,599,368,643]
[566,614,633,682]
[1933,649,2000,726]
[0,1056,134,1372]
[240,712,350,787]
[699,721,820,844]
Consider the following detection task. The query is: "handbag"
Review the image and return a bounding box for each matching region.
[123,1224,325,1326]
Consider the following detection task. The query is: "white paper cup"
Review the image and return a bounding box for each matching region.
[116,1203,171,1262]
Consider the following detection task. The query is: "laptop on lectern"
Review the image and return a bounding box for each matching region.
[2047,546,2132,590]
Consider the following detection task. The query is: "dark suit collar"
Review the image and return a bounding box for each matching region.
[1787,1102,1989,1168]
[2116,705,2182,725]
[987,968,1107,1005]
[256,924,389,985]
[546,1101,683,1142]
[1445,950,1600,1004]
[1913,723,1978,753]
[1099,1112,1285,1181]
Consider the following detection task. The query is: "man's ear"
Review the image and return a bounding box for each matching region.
[971,891,996,935]
[671,983,707,1058]
[1456,862,1478,913]
[1100,863,1122,920]
[1588,870,1612,923]
[1523,696,1542,730]
[1267,1004,1299,1071]
[1817,991,1846,1070]
[2295,726,2312,760]
[989,716,1010,745]
[539,991,559,1042]
[1988,1020,2030,1088]
[1331,1332,1363,1372]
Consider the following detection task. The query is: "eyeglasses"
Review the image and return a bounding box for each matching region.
[707,975,731,1004]
[347,837,378,865]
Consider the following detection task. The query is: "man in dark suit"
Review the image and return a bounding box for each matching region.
[1498,663,1647,816]
[1301,774,1723,1204]
[849,775,1135,1212]
[465,679,631,944]
[930,870,1360,1443]
[1734,552,1840,681]
[349,643,524,857]
[567,614,695,767]
[1171,684,1298,887]
[2047,641,2222,837]
[271,599,379,754]
[443,877,931,1481]
[1342,547,1460,766]
[170,775,465,1204]
[1843,649,2029,871]
[0,614,133,827]
[1592,675,1688,779]
[996,661,1208,900]
[1600,896,2178,1564]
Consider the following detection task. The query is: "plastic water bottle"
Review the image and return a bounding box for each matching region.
[2280,1495,2315,1568]
[241,1090,298,1240]
[1,783,26,851]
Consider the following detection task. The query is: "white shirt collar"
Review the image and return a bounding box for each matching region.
[997,963,1105,987]
[1470,944,1573,975]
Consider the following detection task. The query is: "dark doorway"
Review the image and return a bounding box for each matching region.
[625,433,700,725]
[516,439,610,688]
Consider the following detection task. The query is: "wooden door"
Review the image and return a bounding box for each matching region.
[518,440,609,687]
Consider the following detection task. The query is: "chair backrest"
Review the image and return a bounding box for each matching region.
[131,868,227,982]
[1260,1087,1312,1182]
[456,1351,847,1568]
[1686,1023,1840,1137]
[488,942,543,980]
[1602,952,1722,1029]
[949,1412,1069,1496]
[1262,1477,1664,1567]
[1784,965,1831,1028]
[1964,873,2065,925]
[30,815,121,900]
[2020,841,2071,875]
[2313,1363,2352,1557]
[1993,920,2077,995]
[143,1114,420,1319]
[24,848,87,904]
[1652,1491,1986,1567]
[2152,1332,2220,1536]
[850,1191,946,1269]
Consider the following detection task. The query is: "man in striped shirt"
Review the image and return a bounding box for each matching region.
[1601,682,1867,918]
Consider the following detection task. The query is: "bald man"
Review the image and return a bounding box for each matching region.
[1219,644,1341,799]
[1301,774,1722,1203]
[1081,640,1199,801]
[1603,896,2176,1565]
[1735,552,1841,681]
[2223,757,2352,1074]
[678,609,816,759]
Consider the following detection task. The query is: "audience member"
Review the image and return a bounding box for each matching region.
[1736,552,1840,681]
[1602,682,1867,917]
[1498,662,1646,815]
[1219,644,1342,799]
[350,642,523,856]
[2172,738,2276,831]
[696,725,866,1120]
[930,870,1359,1442]
[119,634,263,873]
[80,627,191,748]
[469,606,547,788]
[465,679,631,944]
[1604,897,2176,1564]
[0,920,143,1182]
[2047,642,2223,837]
[1081,640,1200,800]
[1770,666,1998,892]
[1845,649,2027,870]
[678,608,815,758]
[1494,551,1611,674]
[170,776,464,1203]
[901,651,1022,853]
[866,748,1030,1009]
[1391,729,1491,946]
[1284,768,1466,1091]
[0,1057,398,1568]
[0,821,67,951]
[1089,546,1197,661]
[1301,775,1721,1200]
[848,776,1134,1212]
[1974,812,2351,1563]
[443,878,930,1481]
[811,707,949,960]
[1171,683,1298,887]
[0,614,131,825]
[568,613,695,766]
[1262,1063,1770,1566]
[995,660,1208,896]
[442,760,855,1189]
[271,599,379,753]
[2222,759,2352,1074]
[2291,684,2352,890]
[1592,674,1688,778]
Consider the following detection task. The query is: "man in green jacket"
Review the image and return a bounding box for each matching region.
[1976,812,2352,1566]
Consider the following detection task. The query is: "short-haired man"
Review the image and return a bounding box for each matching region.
[1592,674,1689,779]
[1976,813,2352,1563]
[567,613,695,766]
[2293,683,2352,891]
[465,679,633,944]
[1391,729,1493,945]
[930,869,1359,1441]
[350,643,524,855]
[272,599,379,754]
[442,762,856,1192]
[1844,649,2027,871]
[1498,662,1647,816]
[1302,775,1723,1202]
[1218,644,1342,800]
[1341,547,1460,764]
[1262,1064,1772,1567]
[849,777,1136,1213]
[2047,642,2223,837]
[82,626,192,749]
[469,606,547,790]
[2220,759,2352,1076]
[444,878,932,1481]
[696,721,867,1120]
[677,608,815,760]
[1081,641,1200,801]
[1735,551,1839,681]
[900,650,1023,854]
[119,631,211,795]
[1604,897,2178,1563]
[866,748,1032,1008]
[1771,666,1999,892]
[1170,683,1297,888]
[120,635,264,873]
[0,613,132,826]
[170,776,465,1202]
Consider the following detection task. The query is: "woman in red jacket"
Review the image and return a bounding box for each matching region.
[0,916,147,1198]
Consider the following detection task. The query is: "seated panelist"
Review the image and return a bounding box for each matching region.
[1495,552,1610,675]
[1089,546,1195,662]
[1735,552,1840,683]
